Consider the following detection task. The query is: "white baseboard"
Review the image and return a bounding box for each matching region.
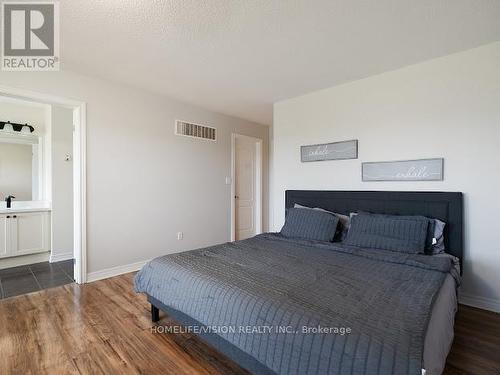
[459,293,500,313]
[86,260,150,283]
[49,252,74,263]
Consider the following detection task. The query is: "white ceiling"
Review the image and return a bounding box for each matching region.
[62,1,500,125]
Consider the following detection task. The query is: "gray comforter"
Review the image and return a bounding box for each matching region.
[134,234,456,375]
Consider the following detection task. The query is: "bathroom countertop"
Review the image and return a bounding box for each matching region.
[0,207,52,214]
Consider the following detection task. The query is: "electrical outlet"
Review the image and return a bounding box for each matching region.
[177,232,183,240]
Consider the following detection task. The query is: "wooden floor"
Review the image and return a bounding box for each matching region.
[0,273,499,375]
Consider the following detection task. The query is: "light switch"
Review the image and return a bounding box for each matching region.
[225,176,232,185]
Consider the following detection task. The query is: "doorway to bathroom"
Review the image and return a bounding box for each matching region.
[0,85,87,300]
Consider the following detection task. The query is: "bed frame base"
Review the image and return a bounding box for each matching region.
[151,304,160,322]
[147,296,275,375]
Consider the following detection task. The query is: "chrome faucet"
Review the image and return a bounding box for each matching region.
[5,195,15,208]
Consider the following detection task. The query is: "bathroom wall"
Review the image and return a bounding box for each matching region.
[50,106,74,261]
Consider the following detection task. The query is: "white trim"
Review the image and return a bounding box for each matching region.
[73,104,87,284]
[256,139,263,235]
[0,85,85,107]
[49,252,73,263]
[231,134,236,241]
[459,292,500,313]
[86,260,150,283]
[0,132,39,144]
[0,84,87,284]
[43,107,52,202]
[231,133,263,241]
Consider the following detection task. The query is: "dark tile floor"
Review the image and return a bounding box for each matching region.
[0,259,74,299]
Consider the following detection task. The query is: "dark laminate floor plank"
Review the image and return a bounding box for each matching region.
[443,305,500,375]
[0,273,498,374]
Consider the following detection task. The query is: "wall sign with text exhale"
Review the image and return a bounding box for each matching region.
[362,158,444,181]
[301,140,358,162]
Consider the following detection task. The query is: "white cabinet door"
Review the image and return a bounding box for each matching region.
[0,215,8,258]
[10,212,51,256]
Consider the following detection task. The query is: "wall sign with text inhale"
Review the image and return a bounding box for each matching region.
[362,158,444,181]
[301,140,358,162]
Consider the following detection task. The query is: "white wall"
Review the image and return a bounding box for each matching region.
[51,105,74,261]
[0,100,46,132]
[0,69,269,276]
[272,42,500,312]
[0,143,32,200]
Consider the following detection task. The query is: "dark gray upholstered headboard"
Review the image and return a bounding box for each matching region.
[285,190,463,266]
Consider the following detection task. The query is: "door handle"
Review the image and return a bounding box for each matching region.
[235,195,239,199]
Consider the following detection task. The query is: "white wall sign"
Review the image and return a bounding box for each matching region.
[301,139,358,162]
[362,158,444,181]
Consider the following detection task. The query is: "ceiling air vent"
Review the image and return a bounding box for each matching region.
[175,120,216,141]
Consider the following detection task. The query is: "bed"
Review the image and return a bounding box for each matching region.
[135,191,463,375]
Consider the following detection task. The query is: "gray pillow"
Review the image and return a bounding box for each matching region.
[350,211,445,254]
[281,207,339,242]
[344,212,429,254]
[294,203,350,241]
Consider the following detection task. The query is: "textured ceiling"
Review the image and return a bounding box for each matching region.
[61,1,500,125]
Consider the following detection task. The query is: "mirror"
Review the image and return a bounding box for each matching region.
[0,95,47,204]
[0,136,40,202]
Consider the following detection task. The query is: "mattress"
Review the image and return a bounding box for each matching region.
[135,234,459,375]
[422,255,460,374]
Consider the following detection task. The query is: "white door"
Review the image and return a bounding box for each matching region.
[235,136,259,240]
[10,212,50,256]
[0,215,8,258]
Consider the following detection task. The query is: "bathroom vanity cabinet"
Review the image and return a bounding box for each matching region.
[0,210,51,258]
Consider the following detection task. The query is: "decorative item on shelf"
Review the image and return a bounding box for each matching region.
[301,139,358,162]
[0,121,35,134]
[362,158,444,182]
[21,124,32,134]
[2,121,14,132]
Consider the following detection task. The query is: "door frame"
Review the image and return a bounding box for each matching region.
[230,133,263,241]
[0,84,87,284]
